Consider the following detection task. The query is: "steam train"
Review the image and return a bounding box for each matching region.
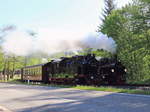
[21,54,127,85]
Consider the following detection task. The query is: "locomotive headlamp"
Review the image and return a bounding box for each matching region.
[111,69,115,72]
[124,69,127,72]
[91,76,94,79]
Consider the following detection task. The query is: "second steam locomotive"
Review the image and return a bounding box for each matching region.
[21,54,127,85]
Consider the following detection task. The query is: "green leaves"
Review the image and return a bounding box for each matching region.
[99,0,150,84]
[98,0,116,32]
[92,49,112,58]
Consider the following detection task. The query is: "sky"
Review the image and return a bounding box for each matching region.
[0,0,131,32]
[0,0,132,56]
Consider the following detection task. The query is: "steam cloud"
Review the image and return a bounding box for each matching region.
[81,33,116,53]
[1,29,116,56]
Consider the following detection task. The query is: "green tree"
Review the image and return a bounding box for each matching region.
[98,0,116,32]
[92,49,112,58]
[100,0,150,84]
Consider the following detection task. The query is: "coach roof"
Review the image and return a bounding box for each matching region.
[23,63,46,68]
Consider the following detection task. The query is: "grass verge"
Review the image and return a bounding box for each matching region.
[73,85,150,95]
[1,78,150,95]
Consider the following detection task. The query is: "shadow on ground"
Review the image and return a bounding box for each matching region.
[16,90,150,112]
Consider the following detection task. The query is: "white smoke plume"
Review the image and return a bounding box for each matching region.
[2,31,33,56]
[80,33,116,53]
[1,29,116,56]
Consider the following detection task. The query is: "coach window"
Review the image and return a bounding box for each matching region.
[39,67,41,75]
[36,67,38,75]
[37,67,38,75]
[25,69,27,75]
[32,68,34,75]
[28,69,30,75]
[29,68,30,75]
[28,68,30,75]
[36,68,38,75]
[26,69,28,75]
[40,67,42,75]
[36,68,37,75]
[34,68,36,75]
[38,67,40,75]
[30,69,31,75]
[31,68,32,75]
[33,68,35,75]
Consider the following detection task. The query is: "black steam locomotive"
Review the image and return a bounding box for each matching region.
[21,54,127,85]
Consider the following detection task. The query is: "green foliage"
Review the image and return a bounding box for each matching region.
[100,0,150,84]
[140,0,150,3]
[74,85,150,95]
[26,57,42,66]
[92,49,112,58]
[98,0,116,32]
[0,48,4,71]
[78,48,93,55]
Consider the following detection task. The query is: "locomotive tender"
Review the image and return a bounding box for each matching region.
[21,54,126,85]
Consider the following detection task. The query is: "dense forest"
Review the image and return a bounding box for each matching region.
[0,0,149,84]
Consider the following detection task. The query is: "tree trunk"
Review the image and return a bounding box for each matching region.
[11,60,15,79]
[7,61,10,81]
[3,60,7,81]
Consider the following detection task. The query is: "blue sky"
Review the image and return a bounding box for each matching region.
[0,0,131,32]
[0,0,132,56]
[0,0,101,31]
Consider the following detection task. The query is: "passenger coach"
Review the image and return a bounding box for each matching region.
[21,63,49,83]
